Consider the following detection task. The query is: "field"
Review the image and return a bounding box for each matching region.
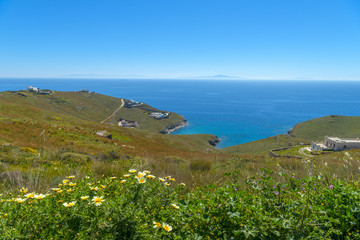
[2,90,360,238]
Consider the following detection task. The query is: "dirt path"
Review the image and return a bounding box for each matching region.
[298,147,314,158]
[100,99,124,124]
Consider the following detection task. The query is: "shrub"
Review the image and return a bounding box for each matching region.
[189,159,212,172]
[58,152,90,165]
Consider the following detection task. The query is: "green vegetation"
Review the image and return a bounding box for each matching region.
[2,90,360,238]
[1,169,360,239]
[289,115,360,141]
[221,135,308,155]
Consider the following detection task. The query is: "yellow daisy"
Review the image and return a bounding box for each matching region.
[180,183,186,187]
[25,193,35,199]
[138,178,146,184]
[63,179,69,184]
[146,175,156,179]
[110,177,117,180]
[63,201,76,208]
[129,169,137,173]
[92,196,105,206]
[80,196,89,200]
[163,223,173,232]
[136,171,146,178]
[120,180,127,184]
[68,182,76,187]
[123,174,131,178]
[159,178,165,182]
[144,170,151,174]
[34,194,46,200]
[171,203,180,209]
[15,198,26,204]
[153,221,162,229]
[20,187,28,194]
[165,183,171,186]
[68,176,75,179]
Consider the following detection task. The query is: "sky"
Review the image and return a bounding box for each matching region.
[0,0,360,80]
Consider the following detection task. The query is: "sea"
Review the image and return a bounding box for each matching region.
[1,78,360,149]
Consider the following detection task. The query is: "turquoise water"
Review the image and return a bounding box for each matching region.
[1,79,360,148]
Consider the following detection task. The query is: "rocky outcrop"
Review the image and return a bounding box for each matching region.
[96,130,112,139]
[160,119,188,134]
[208,136,220,147]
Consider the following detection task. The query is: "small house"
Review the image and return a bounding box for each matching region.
[311,136,360,151]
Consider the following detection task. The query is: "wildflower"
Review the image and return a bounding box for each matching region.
[20,187,28,194]
[58,184,63,187]
[85,176,90,179]
[4,213,8,218]
[163,223,173,232]
[34,194,46,200]
[123,174,131,178]
[136,172,146,178]
[80,196,89,200]
[146,175,156,179]
[25,193,35,199]
[159,178,165,182]
[92,196,104,206]
[144,170,151,174]
[169,178,176,182]
[171,204,180,209]
[63,180,69,184]
[51,188,61,192]
[67,189,74,193]
[180,183,186,187]
[15,198,26,204]
[91,187,99,191]
[57,190,63,194]
[120,180,126,184]
[68,182,76,187]
[129,169,137,173]
[58,200,63,203]
[68,176,75,179]
[153,221,162,228]
[63,201,76,208]
[165,183,171,186]
[100,185,106,189]
[165,176,171,179]
[138,178,146,184]
[110,177,117,180]
[274,191,279,195]
[329,185,334,189]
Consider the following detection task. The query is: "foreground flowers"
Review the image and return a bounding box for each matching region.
[63,201,76,208]
[92,196,105,206]
[163,223,173,232]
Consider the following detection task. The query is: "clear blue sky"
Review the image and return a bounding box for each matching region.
[0,0,360,80]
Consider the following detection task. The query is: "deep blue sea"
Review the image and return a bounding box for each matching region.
[1,78,360,148]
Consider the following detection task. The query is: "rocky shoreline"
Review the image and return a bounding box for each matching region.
[160,118,189,134]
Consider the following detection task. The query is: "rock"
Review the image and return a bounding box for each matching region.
[208,136,220,146]
[96,130,112,139]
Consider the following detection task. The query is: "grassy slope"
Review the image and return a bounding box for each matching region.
[288,115,360,141]
[0,90,217,155]
[0,90,184,133]
[221,134,307,155]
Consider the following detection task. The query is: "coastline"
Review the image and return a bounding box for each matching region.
[160,118,189,134]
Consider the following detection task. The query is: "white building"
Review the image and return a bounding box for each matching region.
[312,136,360,151]
[27,86,39,92]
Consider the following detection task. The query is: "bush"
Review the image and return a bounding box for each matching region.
[189,159,212,172]
[58,152,90,165]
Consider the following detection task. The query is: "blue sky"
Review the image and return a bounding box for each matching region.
[0,0,360,80]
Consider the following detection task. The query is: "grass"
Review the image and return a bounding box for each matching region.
[289,115,360,141]
[1,168,360,239]
[221,134,308,155]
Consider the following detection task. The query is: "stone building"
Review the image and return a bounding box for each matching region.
[312,136,360,151]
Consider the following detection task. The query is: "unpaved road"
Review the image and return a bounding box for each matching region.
[100,99,124,124]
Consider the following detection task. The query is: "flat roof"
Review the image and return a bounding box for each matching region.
[327,137,360,143]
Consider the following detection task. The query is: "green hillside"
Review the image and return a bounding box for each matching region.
[288,115,360,141]
[0,90,184,134]
[221,134,307,155]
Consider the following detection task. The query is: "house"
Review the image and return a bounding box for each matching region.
[149,112,169,119]
[117,119,140,128]
[312,136,360,151]
[125,99,143,108]
[27,86,39,92]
